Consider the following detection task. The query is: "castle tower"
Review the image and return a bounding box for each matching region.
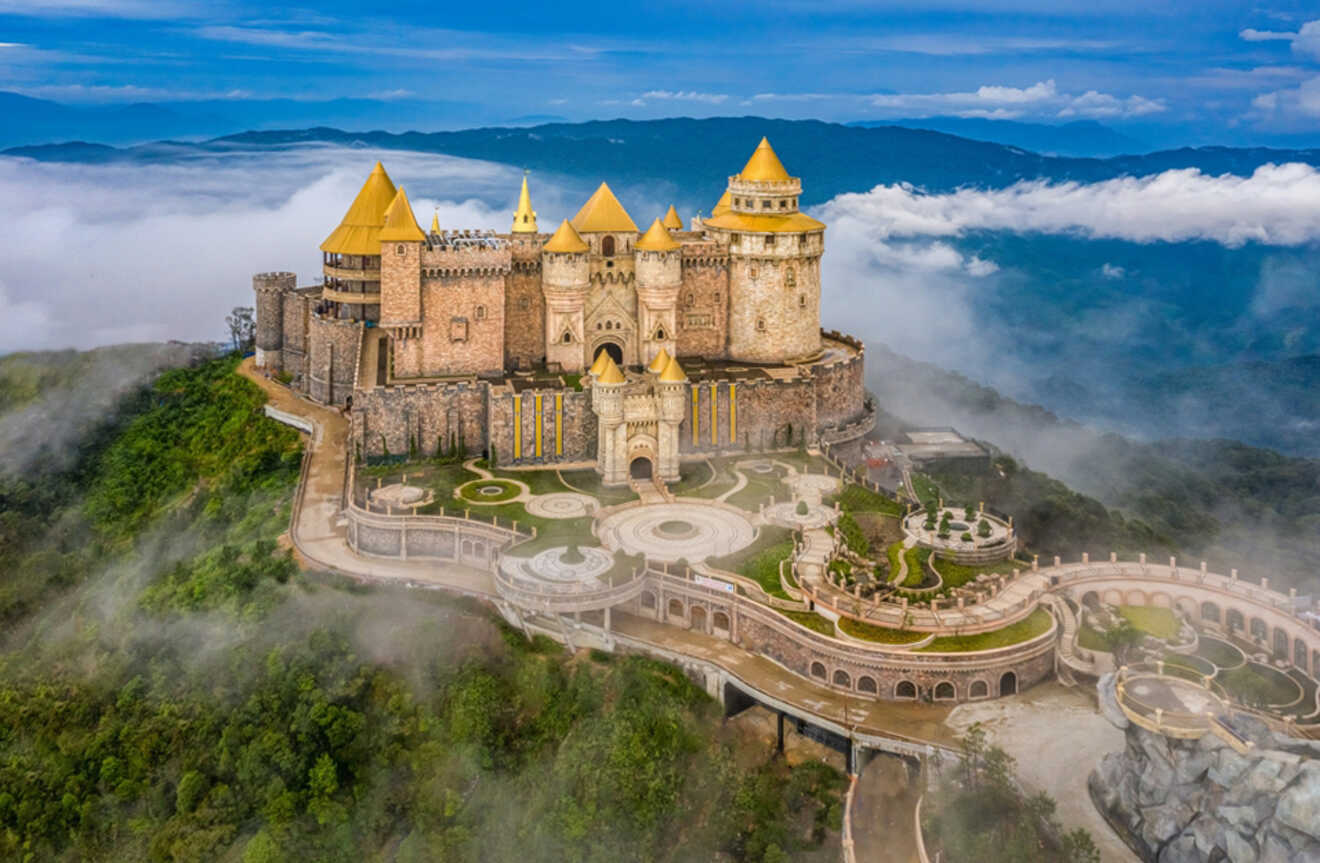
[512,174,538,233]
[655,354,688,481]
[378,187,426,377]
[320,161,397,323]
[541,219,590,372]
[634,218,681,364]
[702,138,825,364]
[591,354,627,484]
[572,183,641,367]
[662,205,684,232]
[252,271,295,371]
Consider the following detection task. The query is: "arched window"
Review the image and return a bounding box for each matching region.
[396,244,404,255]
[686,293,694,307]
[786,268,796,287]
[799,294,806,309]
[833,669,851,688]
[857,676,877,694]
[602,235,615,256]
[810,662,826,679]
[475,305,486,320]
[970,680,989,698]
[655,328,666,340]
[896,680,916,699]
[935,682,955,700]
[562,332,572,344]
[756,318,766,332]
[605,321,613,330]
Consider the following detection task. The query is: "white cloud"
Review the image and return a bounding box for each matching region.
[0,0,195,18]
[1250,74,1320,121]
[631,90,728,107]
[866,79,1165,119]
[1239,28,1296,42]
[1101,263,1126,279]
[1239,19,1320,61]
[0,146,549,353]
[816,163,1320,248]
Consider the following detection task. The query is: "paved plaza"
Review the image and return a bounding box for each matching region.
[596,501,757,563]
[525,491,597,519]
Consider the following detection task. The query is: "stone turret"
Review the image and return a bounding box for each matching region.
[253,271,295,371]
[634,218,681,364]
[591,354,627,484]
[702,137,825,364]
[541,219,590,372]
[655,355,688,479]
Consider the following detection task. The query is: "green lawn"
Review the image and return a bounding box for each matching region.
[493,467,568,495]
[886,541,904,582]
[837,617,925,644]
[1218,662,1303,708]
[363,460,477,509]
[837,483,905,517]
[915,608,1053,653]
[1077,623,1109,652]
[780,609,836,636]
[931,557,1025,590]
[902,547,933,588]
[558,469,637,505]
[1194,636,1244,669]
[668,460,716,496]
[725,466,788,511]
[457,478,522,503]
[709,526,795,599]
[1118,605,1180,640]
[910,473,940,505]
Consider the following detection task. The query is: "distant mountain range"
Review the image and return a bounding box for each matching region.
[849,117,1147,158]
[9,116,1320,208]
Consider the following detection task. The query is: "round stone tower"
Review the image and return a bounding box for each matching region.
[702,138,825,365]
[253,271,295,371]
[655,355,688,481]
[541,219,591,373]
[590,354,627,484]
[634,218,681,363]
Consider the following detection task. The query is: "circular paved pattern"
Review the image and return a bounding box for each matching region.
[657,519,698,538]
[525,492,596,520]
[763,500,837,530]
[499,544,616,591]
[785,472,841,498]
[746,460,777,475]
[597,501,756,563]
[456,478,525,504]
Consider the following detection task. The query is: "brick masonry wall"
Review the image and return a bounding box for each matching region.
[355,381,489,458]
[812,344,866,429]
[306,314,360,406]
[505,238,546,370]
[280,291,312,386]
[725,231,823,364]
[676,252,729,359]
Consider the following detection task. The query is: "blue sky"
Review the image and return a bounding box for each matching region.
[1,1,1318,144]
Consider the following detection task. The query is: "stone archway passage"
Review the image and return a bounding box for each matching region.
[1000,671,1018,696]
[630,456,653,480]
[594,341,623,366]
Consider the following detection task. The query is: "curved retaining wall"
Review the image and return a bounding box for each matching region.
[346,502,523,570]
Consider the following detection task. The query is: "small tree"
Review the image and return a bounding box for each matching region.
[964,504,975,521]
[226,306,255,353]
[489,443,498,468]
[795,500,809,516]
[977,517,992,538]
[1104,619,1143,664]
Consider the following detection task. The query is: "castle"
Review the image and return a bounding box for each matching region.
[254,138,872,482]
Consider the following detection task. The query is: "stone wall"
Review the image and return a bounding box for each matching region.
[355,380,489,459]
[724,231,824,364]
[505,237,546,370]
[306,313,361,406]
[813,333,867,429]
[676,247,729,359]
[279,289,314,385]
[487,386,596,466]
[1091,674,1320,862]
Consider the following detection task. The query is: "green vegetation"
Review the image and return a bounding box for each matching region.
[0,354,848,863]
[924,722,1100,863]
[1161,652,1215,678]
[457,478,522,503]
[1077,623,1109,653]
[885,540,904,582]
[836,483,904,517]
[837,617,925,644]
[1194,636,1244,669]
[557,468,637,506]
[780,609,836,637]
[916,608,1053,653]
[836,511,868,556]
[902,546,933,588]
[1219,662,1303,708]
[1117,605,1180,640]
[709,526,795,599]
[493,467,567,496]
[930,556,1024,590]
[910,473,940,506]
[724,464,787,511]
[668,460,715,497]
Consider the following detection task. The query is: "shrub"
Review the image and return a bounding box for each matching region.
[977,518,992,538]
[795,500,809,516]
[964,504,975,521]
[961,531,973,543]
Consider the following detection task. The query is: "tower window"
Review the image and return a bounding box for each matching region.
[475,305,486,320]
[765,235,775,247]
[686,292,694,306]
[518,296,530,311]
[799,294,806,308]
[602,235,616,256]
[749,266,758,279]
[785,267,795,287]
[396,244,405,255]
[562,332,572,344]
[761,199,771,209]
[779,199,787,209]
[756,318,766,332]
[656,327,666,340]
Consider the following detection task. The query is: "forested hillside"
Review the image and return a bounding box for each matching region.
[0,352,844,862]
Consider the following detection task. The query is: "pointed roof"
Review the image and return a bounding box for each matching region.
[543,219,589,253]
[320,161,398,255]
[430,210,440,233]
[636,218,680,252]
[662,205,684,231]
[379,186,426,243]
[647,346,671,373]
[588,350,610,376]
[712,189,732,217]
[738,137,792,182]
[512,174,538,233]
[571,182,638,233]
[659,355,687,383]
[597,353,625,384]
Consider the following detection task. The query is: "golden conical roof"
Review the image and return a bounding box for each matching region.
[636,218,680,252]
[512,174,538,233]
[543,219,589,253]
[320,161,398,255]
[430,211,439,233]
[379,186,426,243]
[571,182,638,233]
[647,346,671,373]
[738,137,791,182]
[712,189,732,217]
[588,350,610,376]
[662,205,683,231]
[659,355,687,383]
[597,353,625,384]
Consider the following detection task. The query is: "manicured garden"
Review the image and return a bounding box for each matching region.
[915,607,1053,653]
[1117,605,1180,640]
[779,609,836,637]
[931,556,1026,590]
[837,616,925,644]
[709,526,795,599]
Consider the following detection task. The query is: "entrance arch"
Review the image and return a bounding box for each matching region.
[630,457,653,480]
[593,341,623,367]
[689,605,708,632]
[1000,671,1018,696]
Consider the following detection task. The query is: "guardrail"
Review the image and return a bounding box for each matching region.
[263,404,315,435]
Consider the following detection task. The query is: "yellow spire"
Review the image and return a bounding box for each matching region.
[320,161,398,255]
[647,346,671,373]
[659,355,687,383]
[512,173,538,233]
[597,353,625,384]
[662,205,683,231]
[738,137,791,182]
[430,210,439,233]
[588,350,610,376]
[379,186,426,243]
[543,219,589,253]
[711,189,732,217]
[571,182,638,233]
[636,218,680,252]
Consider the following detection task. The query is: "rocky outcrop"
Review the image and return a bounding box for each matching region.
[1090,674,1320,862]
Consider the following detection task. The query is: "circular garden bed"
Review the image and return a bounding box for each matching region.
[457,479,523,504]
